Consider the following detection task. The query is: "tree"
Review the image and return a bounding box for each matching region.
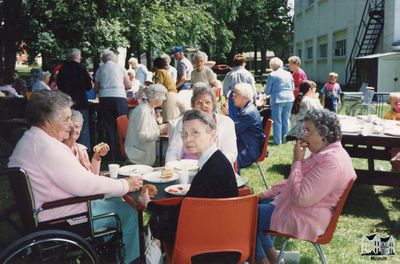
[227,0,292,72]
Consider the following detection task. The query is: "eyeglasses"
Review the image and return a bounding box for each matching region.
[180,130,202,140]
[194,99,213,106]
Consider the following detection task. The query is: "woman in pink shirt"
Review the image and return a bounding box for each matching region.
[255,109,356,264]
[9,90,143,263]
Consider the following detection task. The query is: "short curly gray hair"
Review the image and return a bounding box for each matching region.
[145,84,167,101]
[191,82,217,112]
[101,50,117,63]
[182,109,216,132]
[303,109,342,143]
[27,90,73,126]
[193,51,208,63]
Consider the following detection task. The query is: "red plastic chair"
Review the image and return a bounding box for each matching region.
[116,115,128,158]
[159,195,259,264]
[256,118,273,189]
[268,179,355,264]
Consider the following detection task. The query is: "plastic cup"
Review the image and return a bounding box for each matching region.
[108,164,120,179]
[177,169,189,184]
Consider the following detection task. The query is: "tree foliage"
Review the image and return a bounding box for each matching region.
[0,0,292,78]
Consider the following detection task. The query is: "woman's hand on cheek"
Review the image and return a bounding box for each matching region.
[293,140,307,161]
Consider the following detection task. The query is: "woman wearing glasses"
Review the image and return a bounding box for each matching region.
[139,109,238,241]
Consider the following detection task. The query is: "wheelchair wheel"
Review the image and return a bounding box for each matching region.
[0,229,98,264]
[349,102,377,116]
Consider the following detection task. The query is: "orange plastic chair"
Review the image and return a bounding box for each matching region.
[256,118,273,189]
[267,179,355,264]
[160,195,259,264]
[116,115,128,158]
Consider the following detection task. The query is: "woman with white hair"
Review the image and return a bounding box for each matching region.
[128,57,150,85]
[264,57,295,145]
[125,84,168,165]
[94,50,132,160]
[31,70,51,91]
[191,51,217,87]
[233,83,265,169]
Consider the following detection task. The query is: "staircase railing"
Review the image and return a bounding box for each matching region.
[345,0,385,89]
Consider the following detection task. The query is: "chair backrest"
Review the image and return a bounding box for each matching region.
[316,179,355,244]
[172,195,259,263]
[362,87,375,105]
[1,167,37,234]
[257,119,273,162]
[358,82,368,93]
[116,115,128,158]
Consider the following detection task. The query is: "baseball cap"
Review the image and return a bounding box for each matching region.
[172,47,184,54]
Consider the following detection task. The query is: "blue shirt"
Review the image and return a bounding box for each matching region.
[235,101,265,168]
[264,68,295,106]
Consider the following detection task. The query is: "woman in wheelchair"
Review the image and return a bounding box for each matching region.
[139,109,238,241]
[255,109,356,264]
[8,89,143,263]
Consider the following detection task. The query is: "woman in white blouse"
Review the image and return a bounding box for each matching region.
[166,82,237,165]
[125,84,168,165]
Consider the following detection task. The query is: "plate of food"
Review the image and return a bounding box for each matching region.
[236,175,249,187]
[143,167,179,183]
[166,159,199,171]
[164,184,191,196]
[118,165,153,176]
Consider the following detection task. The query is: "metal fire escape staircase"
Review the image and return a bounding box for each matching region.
[345,0,385,89]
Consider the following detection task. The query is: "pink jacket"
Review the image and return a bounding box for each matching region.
[260,141,356,242]
[8,127,129,222]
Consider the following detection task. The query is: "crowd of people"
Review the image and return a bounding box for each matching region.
[7,48,384,263]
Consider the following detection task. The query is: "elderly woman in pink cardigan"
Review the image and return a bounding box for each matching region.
[255,109,357,264]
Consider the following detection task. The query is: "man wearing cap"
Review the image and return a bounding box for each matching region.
[172,47,193,90]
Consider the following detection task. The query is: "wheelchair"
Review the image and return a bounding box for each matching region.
[0,167,124,263]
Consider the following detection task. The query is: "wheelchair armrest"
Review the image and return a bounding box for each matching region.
[41,194,105,210]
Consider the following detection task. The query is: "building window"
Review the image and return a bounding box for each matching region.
[308,0,315,6]
[307,46,313,59]
[319,43,327,58]
[297,49,302,57]
[334,39,346,56]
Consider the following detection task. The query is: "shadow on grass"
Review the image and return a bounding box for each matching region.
[343,184,399,237]
[268,164,291,179]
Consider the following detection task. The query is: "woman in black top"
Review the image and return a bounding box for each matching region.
[139,109,238,241]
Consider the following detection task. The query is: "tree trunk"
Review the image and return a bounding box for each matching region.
[260,47,267,75]
[253,44,258,74]
[2,0,22,84]
[146,46,152,69]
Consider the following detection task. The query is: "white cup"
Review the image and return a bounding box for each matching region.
[108,164,120,179]
[177,169,189,184]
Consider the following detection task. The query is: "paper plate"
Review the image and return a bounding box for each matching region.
[341,127,362,133]
[164,184,191,196]
[118,165,153,176]
[166,159,199,171]
[143,170,179,183]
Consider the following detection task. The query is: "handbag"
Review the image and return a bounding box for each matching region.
[145,226,162,264]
